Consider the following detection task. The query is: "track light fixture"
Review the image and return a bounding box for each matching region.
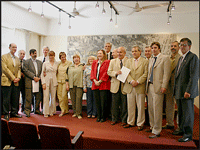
[68,16,71,29]
[58,9,61,25]
[28,2,32,12]
[115,14,118,28]
[110,7,113,22]
[169,9,172,20]
[171,1,175,10]
[95,1,99,8]
[102,1,106,14]
[41,1,44,18]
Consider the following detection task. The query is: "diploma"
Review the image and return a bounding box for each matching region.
[117,66,130,83]
[32,80,39,93]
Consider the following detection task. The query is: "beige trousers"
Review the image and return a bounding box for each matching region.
[43,78,57,115]
[127,87,145,126]
[148,84,164,135]
[57,83,69,114]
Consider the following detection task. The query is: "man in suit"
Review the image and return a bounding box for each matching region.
[23,49,43,117]
[123,46,148,131]
[37,46,50,63]
[104,42,113,119]
[163,41,181,129]
[144,46,152,126]
[172,38,199,142]
[107,47,128,126]
[146,42,171,138]
[18,50,26,112]
[104,42,113,60]
[1,43,22,120]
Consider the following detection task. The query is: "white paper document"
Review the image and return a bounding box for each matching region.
[117,66,131,83]
[32,80,39,93]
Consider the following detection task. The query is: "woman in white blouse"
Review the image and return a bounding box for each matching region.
[41,51,59,117]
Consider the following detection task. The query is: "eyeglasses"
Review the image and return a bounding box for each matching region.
[179,44,188,47]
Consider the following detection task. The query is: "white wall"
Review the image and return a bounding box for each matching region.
[2,2,49,35]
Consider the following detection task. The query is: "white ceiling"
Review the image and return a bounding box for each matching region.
[10,1,199,19]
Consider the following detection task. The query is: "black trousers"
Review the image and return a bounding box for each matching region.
[19,77,26,111]
[176,98,194,139]
[111,90,128,123]
[2,83,20,115]
[93,89,108,120]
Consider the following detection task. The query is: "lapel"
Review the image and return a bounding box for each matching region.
[116,58,121,70]
[8,53,14,67]
[29,58,36,74]
[154,54,162,68]
[135,57,142,70]
[36,60,41,74]
[149,57,154,72]
[176,51,190,77]
[172,53,181,72]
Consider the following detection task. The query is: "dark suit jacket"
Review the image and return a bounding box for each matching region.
[19,59,25,88]
[23,58,43,89]
[107,52,113,60]
[173,51,199,99]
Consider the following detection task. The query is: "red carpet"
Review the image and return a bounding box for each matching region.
[3,104,199,149]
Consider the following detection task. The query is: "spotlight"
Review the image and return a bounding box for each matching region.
[102,8,106,14]
[167,21,170,25]
[169,15,172,20]
[115,23,118,28]
[95,1,99,8]
[110,18,113,22]
[41,13,44,18]
[28,2,32,12]
[68,25,71,29]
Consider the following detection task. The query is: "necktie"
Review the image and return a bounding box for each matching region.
[177,56,183,73]
[135,59,138,68]
[43,57,45,63]
[149,57,157,83]
[120,60,123,68]
[20,60,23,69]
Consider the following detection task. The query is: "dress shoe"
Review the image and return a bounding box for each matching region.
[145,128,152,132]
[121,123,127,126]
[149,134,160,138]
[10,114,22,118]
[138,126,144,131]
[87,115,91,118]
[92,115,96,119]
[178,137,192,142]
[172,129,184,136]
[31,110,34,113]
[96,119,101,122]
[35,111,42,115]
[123,124,135,128]
[100,119,106,123]
[162,125,174,129]
[111,121,117,125]
[4,115,9,121]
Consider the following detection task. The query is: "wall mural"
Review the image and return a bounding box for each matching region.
[67,34,177,63]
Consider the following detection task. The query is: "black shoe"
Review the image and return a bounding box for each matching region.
[178,137,192,142]
[162,125,174,129]
[96,119,101,122]
[35,111,42,115]
[31,110,34,113]
[172,129,184,136]
[10,114,22,118]
[100,119,106,123]
[4,115,9,121]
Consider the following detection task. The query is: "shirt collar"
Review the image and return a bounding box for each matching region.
[134,56,140,61]
[31,58,36,62]
[153,53,161,58]
[10,53,15,58]
[182,50,190,59]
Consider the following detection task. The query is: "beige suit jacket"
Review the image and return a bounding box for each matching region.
[1,53,21,86]
[123,57,148,94]
[107,57,128,94]
[146,53,171,94]
[57,60,72,84]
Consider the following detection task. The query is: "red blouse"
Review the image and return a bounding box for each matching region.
[90,60,110,90]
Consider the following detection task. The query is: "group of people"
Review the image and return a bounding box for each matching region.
[1,37,199,142]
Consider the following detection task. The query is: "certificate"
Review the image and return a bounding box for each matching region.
[117,66,130,83]
[32,80,39,93]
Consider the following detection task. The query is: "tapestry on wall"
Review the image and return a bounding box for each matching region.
[67,34,177,63]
